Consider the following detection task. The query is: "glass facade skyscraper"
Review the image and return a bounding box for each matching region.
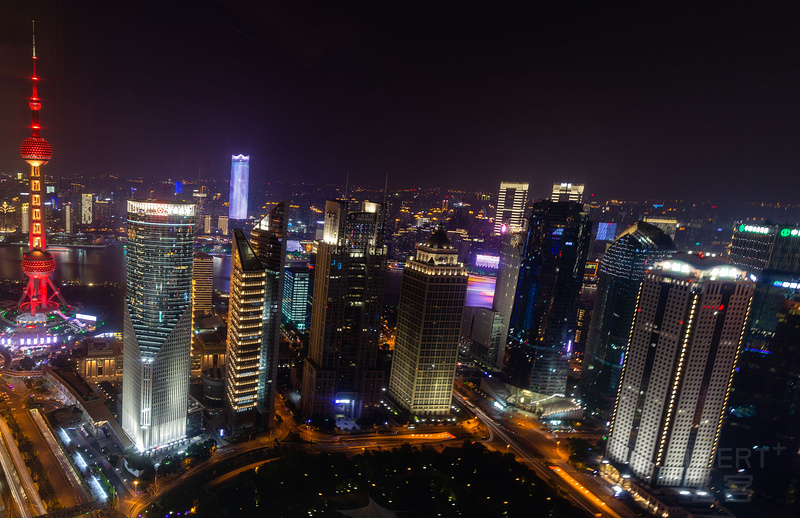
[283,265,311,331]
[581,221,674,421]
[224,203,286,436]
[301,200,386,421]
[225,229,267,436]
[504,200,591,396]
[122,200,196,451]
[250,203,286,430]
[229,154,249,220]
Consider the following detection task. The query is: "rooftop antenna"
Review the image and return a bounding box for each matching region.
[383,173,389,207]
[343,171,349,201]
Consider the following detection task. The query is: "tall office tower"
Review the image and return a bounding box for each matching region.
[727,223,800,275]
[192,253,214,329]
[551,182,585,203]
[218,215,229,235]
[203,215,212,234]
[94,199,111,228]
[504,200,591,396]
[726,298,800,489]
[389,229,467,415]
[283,264,311,331]
[764,225,800,273]
[21,204,29,233]
[224,230,267,437]
[724,223,800,471]
[301,200,386,421]
[122,201,196,451]
[493,181,529,235]
[228,154,249,220]
[491,231,525,369]
[728,223,775,272]
[81,193,93,224]
[18,26,69,315]
[606,255,753,488]
[64,202,73,234]
[248,203,286,430]
[581,222,674,421]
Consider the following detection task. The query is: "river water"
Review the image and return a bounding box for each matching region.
[0,245,495,308]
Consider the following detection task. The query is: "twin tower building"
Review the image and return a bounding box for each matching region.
[121,196,455,452]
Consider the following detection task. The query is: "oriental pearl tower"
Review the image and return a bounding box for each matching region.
[17,22,68,316]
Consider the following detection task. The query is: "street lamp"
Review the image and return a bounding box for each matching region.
[134,480,139,494]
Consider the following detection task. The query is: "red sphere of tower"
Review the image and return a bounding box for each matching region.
[21,249,55,279]
[20,136,52,166]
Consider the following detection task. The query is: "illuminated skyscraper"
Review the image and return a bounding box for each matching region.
[224,204,286,436]
[283,265,311,331]
[302,200,386,420]
[64,202,73,234]
[388,228,467,415]
[491,231,525,369]
[122,201,196,451]
[229,154,249,220]
[551,182,584,203]
[493,181,529,235]
[81,193,93,224]
[249,203,286,430]
[224,230,267,436]
[581,222,674,420]
[504,200,591,395]
[218,215,229,235]
[606,254,753,488]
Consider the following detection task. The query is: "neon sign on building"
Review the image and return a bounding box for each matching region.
[737,224,772,234]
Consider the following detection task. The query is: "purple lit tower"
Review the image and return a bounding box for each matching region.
[229,154,249,221]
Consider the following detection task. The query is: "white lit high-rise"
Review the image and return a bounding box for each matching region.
[606,254,753,488]
[122,201,196,451]
[493,181,528,235]
[551,182,584,203]
[388,228,467,415]
[224,203,286,437]
[229,154,249,220]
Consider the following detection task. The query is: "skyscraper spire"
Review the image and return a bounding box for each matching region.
[18,20,67,315]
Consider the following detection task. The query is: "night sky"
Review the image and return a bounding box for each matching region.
[1,1,800,201]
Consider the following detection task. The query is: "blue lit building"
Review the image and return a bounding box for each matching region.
[283,264,311,331]
[580,221,674,421]
[503,200,591,396]
[229,154,249,220]
[122,200,196,451]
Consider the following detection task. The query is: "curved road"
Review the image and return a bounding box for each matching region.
[454,392,633,518]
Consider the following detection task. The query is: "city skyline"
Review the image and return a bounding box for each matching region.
[1,4,800,518]
[1,3,800,202]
